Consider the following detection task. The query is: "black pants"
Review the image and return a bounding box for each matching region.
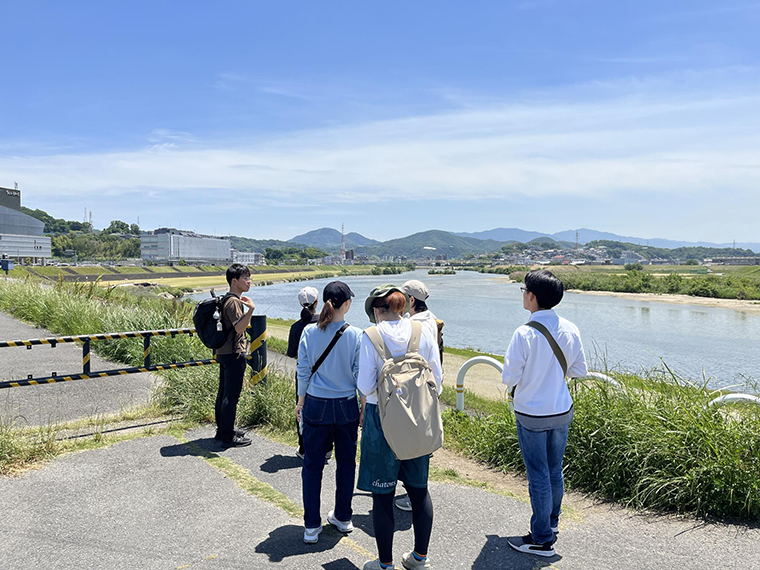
[372,485,433,564]
[215,353,246,440]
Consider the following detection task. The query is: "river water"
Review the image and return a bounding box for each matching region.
[189,270,760,390]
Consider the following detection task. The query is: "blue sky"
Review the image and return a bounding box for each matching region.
[1,1,759,243]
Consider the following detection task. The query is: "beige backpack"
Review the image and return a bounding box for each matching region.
[364,321,444,460]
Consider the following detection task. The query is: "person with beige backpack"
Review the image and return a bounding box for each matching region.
[357,284,443,570]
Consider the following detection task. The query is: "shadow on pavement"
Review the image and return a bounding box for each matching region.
[159,437,226,458]
[350,508,412,538]
[260,453,303,473]
[472,535,560,569]
[256,524,357,562]
[322,558,361,570]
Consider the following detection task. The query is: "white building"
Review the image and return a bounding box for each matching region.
[231,250,265,265]
[0,187,52,262]
[141,228,230,264]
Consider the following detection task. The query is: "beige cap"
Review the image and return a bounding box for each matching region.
[402,279,429,301]
[297,286,319,307]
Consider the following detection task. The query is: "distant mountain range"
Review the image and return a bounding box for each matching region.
[285,226,758,259]
[455,227,760,251]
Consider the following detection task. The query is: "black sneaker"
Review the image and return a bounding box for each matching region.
[221,434,252,447]
[507,534,555,557]
[215,428,248,441]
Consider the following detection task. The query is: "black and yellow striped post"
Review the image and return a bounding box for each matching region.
[143,337,151,367]
[82,340,91,374]
[247,315,267,386]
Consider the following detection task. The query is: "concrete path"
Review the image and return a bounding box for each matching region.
[1,426,758,570]
[0,310,293,426]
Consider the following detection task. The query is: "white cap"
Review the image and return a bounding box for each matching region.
[297,286,319,307]
[402,280,429,301]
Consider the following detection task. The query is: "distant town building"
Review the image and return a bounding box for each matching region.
[140,228,230,264]
[0,186,52,263]
[709,257,760,265]
[231,250,265,265]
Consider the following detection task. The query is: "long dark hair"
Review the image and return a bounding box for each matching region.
[317,299,346,331]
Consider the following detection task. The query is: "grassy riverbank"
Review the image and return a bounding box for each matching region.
[1,278,759,521]
[506,265,760,301]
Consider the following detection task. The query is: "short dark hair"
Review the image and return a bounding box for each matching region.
[226,263,251,285]
[524,270,564,309]
[411,297,428,313]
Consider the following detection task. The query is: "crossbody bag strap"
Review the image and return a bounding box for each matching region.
[311,322,349,377]
[364,326,392,360]
[526,321,568,377]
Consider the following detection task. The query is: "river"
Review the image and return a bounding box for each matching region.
[189,270,760,390]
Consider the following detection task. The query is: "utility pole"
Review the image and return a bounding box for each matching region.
[340,223,346,263]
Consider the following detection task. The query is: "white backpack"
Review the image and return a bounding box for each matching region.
[365,321,443,460]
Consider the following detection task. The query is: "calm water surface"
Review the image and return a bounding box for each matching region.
[190,270,760,390]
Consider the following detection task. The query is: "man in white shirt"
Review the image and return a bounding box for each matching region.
[502,270,588,558]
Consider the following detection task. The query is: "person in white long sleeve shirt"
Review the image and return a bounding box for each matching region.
[503,270,588,559]
[356,284,442,570]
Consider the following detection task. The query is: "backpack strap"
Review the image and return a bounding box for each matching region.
[365,326,392,360]
[407,320,422,354]
[311,323,350,377]
[526,321,568,377]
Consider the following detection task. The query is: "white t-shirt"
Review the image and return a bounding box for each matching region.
[358,318,443,405]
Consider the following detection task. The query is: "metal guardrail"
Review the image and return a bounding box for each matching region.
[454,356,619,412]
[0,315,268,389]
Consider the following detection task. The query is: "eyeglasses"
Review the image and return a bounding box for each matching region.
[520,287,528,294]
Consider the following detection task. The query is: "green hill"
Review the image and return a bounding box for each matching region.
[358,230,505,259]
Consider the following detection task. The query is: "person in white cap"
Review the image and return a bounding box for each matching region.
[288,286,319,458]
[393,279,444,514]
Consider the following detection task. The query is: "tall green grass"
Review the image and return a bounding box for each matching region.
[445,373,760,521]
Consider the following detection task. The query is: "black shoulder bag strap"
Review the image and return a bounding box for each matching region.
[526,321,568,376]
[310,323,350,377]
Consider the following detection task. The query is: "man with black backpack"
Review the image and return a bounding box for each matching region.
[214,263,255,447]
[502,270,588,558]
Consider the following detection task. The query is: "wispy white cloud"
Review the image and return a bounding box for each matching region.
[2,71,760,226]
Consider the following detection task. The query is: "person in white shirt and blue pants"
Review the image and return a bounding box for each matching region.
[502,270,588,558]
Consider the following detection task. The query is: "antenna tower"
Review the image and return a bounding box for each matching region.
[575,230,580,250]
[340,223,346,262]
[84,208,88,224]
[89,211,93,232]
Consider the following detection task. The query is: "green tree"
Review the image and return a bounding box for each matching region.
[104,220,131,234]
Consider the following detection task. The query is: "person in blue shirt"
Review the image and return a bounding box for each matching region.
[295,281,365,545]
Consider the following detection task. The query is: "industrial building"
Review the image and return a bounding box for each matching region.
[140,228,231,264]
[0,186,52,262]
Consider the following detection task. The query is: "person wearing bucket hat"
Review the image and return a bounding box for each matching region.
[357,284,443,570]
[287,287,320,458]
[295,281,364,545]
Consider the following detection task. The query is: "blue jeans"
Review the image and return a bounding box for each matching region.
[301,394,360,529]
[516,421,569,545]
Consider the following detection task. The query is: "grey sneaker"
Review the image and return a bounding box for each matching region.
[327,510,354,533]
[394,494,412,512]
[303,525,322,544]
[401,551,431,569]
[507,534,555,557]
[363,560,395,570]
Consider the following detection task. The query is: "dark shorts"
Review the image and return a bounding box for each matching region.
[357,403,430,494]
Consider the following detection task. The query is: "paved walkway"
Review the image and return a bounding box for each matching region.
[1,425,758,570]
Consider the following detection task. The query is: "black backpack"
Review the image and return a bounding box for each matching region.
[193,291,235,349]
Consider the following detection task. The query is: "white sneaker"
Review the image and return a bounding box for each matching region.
[363,560,395,570]
[394,494,412,512]
[401,551,431,569]
[327,510,354,533]
[303,525,322,544]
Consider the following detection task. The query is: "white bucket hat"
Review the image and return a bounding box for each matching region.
[297,286,319,307]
